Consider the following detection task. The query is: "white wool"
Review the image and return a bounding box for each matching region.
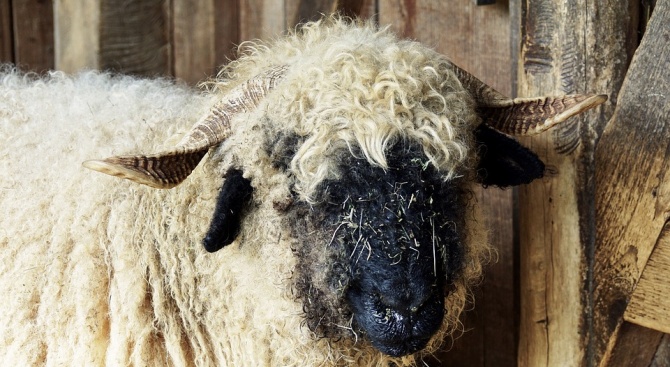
[0,17,489,367]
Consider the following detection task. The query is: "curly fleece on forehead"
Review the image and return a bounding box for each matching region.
[213,17,480,201]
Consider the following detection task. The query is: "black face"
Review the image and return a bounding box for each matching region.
[304,141,466,357]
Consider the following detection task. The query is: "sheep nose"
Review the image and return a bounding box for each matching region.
[363,290,444,356]
[378,280,435,313]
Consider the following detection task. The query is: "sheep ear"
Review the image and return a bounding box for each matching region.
[474,125,545,187]
[450,63,607,135]
[203,169,253,252]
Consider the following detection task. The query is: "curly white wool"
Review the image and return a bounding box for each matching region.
[214,18,478,201]
[0,17,489,367]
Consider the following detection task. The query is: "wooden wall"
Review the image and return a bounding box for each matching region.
[1,1,668,366]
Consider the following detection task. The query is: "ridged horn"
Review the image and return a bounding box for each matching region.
[451,63,607,136]
[83,65,289,189]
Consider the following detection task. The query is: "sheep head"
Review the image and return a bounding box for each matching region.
[84,28,606,359]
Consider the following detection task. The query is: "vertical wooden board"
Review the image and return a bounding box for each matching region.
[54,0,100,72]
[239,0,285,41]
[593,1,670,365]
[285,0,338,26]
[173,0,214,84]
[12,0,54,72]
[381,0,513,95]
[513,0,635,366]
[173,0,240,84]
[381,2,515,366]
[99,0,169,76]
[285,0,377,26]
[337,0,377,19]
[214,0,241,66]
[650,334,670,367]
[603,322,663,367]
[0,0,12,63]
[625,223,670,334]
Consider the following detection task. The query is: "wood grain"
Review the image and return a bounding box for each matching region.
[12,0,54,72]
[285,0,339,26]
[0,0,12,64]
[285,0,377,26]
[99,0,168,76]
[239,0,285,41]
[593,1,670,365]
[214,0,241,66]
[173,0,215,84]
[173,0,239,84]
[54,0,101,72]
[381,2,516,366]
[514,0,634,366]
[625,224,670,334]
[650,334,670,367]
[603,321,664,367]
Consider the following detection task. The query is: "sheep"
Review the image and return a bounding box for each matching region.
[0,17,606,366]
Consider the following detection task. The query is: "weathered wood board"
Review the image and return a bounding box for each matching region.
[54,0,101,72]
[593,1,670,365]
[513,0,635,366]
[173,0,239,84]
[0,0,13,64]
[11,0,54,72]
[625,224,670,334]
[99,0,169,76]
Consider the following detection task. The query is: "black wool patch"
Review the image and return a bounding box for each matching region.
[287,140,468,356]
[203,168,253,252]
[263,129,304,171]
[475,125,546,187]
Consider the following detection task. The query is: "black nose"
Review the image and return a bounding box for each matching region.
[349,285,445,357]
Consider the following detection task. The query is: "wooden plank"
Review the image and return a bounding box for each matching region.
[239,0,285,42]
[173,0,215,84]
[12,0,54,72]
[603,322,663,367]
[512,0,635,366]
[592,0,670,365]
[54,0,101,72]
[99,0,169,76]
[285,0,377,26]
[335,0,377,19]
[650,334,670,367]
[381,2,515,366]
[625,224,670,334]
[214,0,241,66]
[285,0,339,26]
[0,0,12,64]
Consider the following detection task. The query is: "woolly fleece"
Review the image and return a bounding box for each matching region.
[0,18,489,366]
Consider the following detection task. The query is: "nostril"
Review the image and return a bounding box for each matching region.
[376,284,438,316]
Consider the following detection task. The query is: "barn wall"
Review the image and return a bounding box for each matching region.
[0,1,667,366]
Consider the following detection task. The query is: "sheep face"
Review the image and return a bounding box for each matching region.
[204,124,556,357]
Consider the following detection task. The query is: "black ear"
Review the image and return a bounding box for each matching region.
[475,125,545,187]
[203,168,253,252]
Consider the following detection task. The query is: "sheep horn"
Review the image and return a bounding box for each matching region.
[84,65,288,188]
[451,63,607,136]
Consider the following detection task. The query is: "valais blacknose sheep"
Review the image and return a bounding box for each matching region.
[0,17,605,366]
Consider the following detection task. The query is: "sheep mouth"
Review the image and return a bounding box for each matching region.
[370,335,432,357]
